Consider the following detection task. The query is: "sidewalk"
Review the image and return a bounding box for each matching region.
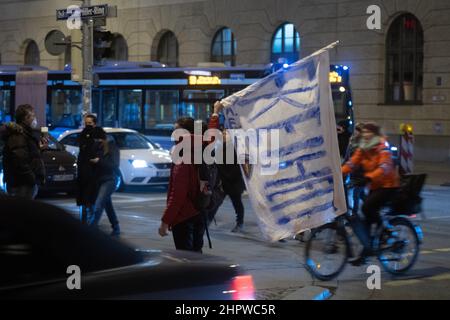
[414,161,450,186]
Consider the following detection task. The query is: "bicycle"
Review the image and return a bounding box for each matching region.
[304,174,425,281]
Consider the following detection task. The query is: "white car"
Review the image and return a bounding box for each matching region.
[58,128,172,189]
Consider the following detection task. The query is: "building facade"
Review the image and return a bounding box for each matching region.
[0,0,449,163]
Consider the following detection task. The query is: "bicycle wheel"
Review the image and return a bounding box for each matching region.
[305,223,349,281]
[377,217,420,275]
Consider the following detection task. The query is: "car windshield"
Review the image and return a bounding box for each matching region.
[109,132,154,150]
[45,135,64,151]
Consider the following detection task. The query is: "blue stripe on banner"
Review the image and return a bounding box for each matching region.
[232,60,318,101]
[270,186,334,212]
[239,85,318,110]
[257,106,321,133]
[277,201,335,225]
[248,99,280,123]
[277,150,327,170]
[265,167,332,189]
[266,175,334,202]
[270,136,324,158]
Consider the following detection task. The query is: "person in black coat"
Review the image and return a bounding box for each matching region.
[76,114,106,224]
[1,104,45,199]
[216,129,246,233]
[88,137,121,236]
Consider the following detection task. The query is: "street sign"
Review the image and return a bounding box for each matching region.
[57,4,109,21]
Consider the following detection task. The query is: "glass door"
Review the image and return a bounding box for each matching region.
[181,90,224,121]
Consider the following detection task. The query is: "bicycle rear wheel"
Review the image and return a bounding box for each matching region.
[377,217,420,275]
[305,223,349,281]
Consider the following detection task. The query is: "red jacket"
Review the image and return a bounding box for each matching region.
[162,134,201,227]
[162,162,200,227]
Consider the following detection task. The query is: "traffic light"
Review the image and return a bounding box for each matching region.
[93,28,113,65]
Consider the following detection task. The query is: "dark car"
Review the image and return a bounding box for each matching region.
[38,135,77,195]
[0,196,255,300]
[0,133,77,195]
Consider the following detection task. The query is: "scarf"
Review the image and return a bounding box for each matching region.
[359,136,381,152]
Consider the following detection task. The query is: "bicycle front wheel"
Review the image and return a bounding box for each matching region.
[377,217,420,275]
[305,223,349,281]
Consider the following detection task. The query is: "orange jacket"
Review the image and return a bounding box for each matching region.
[342,142,400,190]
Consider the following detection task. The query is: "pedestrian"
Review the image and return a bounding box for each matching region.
[344,123,367,216]
[337,120,352,159]
[159,117,205,253]
[76,114,106,224]
[1,104,46,199]
[209,102,246,233]
[342,122,400,265]
[88,136,121,236]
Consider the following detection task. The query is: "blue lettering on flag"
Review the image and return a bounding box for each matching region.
[270,186,334,212]
[265,167,332,189]
[277,201,334,225]
[269,136,324,158]
[270,150,326,170]
[266,175,334,202]
[257,106,321,134]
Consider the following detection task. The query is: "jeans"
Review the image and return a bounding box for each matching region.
[172,214,205,253]
[8,184,38,200]
[228,192,244,225]
[351,186,366,216]
[80,205,93,225]
[89,179,119,230]
[351,188,398,255]
[362,188,397,225]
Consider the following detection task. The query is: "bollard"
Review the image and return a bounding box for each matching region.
[399,124,414,175]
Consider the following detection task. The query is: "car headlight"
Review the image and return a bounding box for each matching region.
[129,159,148,168]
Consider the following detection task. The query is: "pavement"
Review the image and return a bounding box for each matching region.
[414,161,450,186]
[41,178,450,300]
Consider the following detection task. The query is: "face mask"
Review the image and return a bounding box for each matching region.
[31,118,38,129]
[84,125,94,131]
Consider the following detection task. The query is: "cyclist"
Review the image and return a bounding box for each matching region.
[341,123,400,265]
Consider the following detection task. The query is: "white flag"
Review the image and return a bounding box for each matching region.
[221,45,347,242]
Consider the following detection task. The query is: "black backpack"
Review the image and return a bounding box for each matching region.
[196,163,226,249]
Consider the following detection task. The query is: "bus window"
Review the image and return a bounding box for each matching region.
[0,90,11,123]
[181,90,224,121]
[145,90,179,129]
[119,89,142,130]
[101,89,117,127]
[50,89,83,128]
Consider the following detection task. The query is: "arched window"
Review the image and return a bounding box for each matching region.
[24,40,40,66]
[157,31,178,67]
[271,23,300,65]
[386,14,424,103]
[110,33,128,61]
[211,28,237,66]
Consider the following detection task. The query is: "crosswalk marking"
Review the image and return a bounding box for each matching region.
[428,273,450,281]
[385,279,423,287]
